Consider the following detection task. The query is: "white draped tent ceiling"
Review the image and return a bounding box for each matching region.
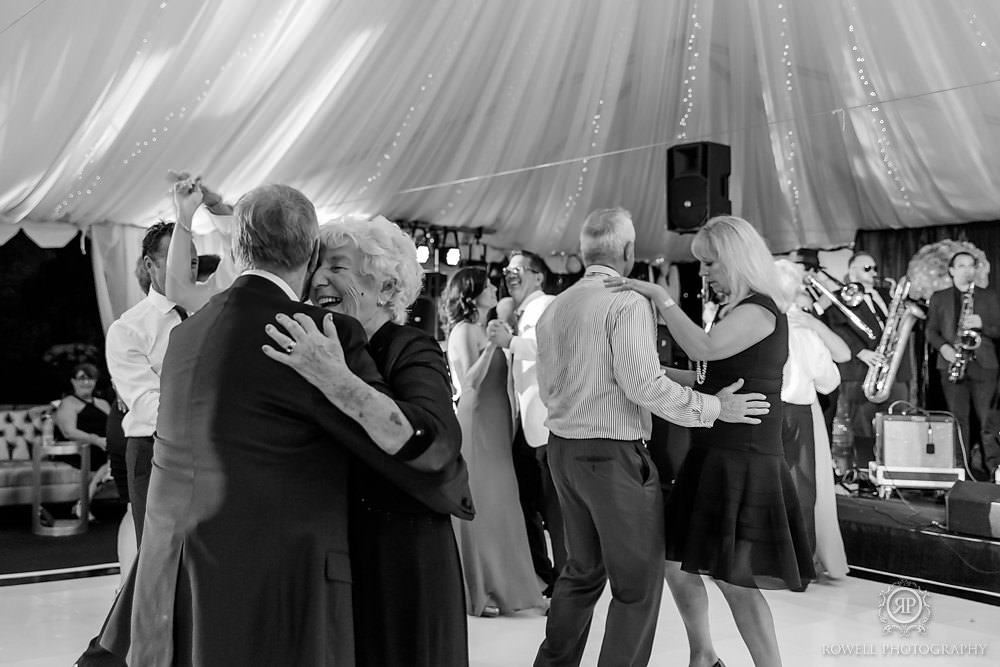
[3,1,1000,276]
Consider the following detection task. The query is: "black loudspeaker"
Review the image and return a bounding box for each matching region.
[666,142,731,233]
[946,481,1000,538]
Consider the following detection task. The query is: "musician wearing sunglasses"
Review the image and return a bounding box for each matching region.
[825,252,912,472]
[925,251,1000,477]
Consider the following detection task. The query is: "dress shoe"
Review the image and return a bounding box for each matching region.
[480,605,500,618]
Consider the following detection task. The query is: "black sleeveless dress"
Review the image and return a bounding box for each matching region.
[664,293,815,590]
[54,395,109,472]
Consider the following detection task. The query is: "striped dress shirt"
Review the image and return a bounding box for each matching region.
[536,265,721,441]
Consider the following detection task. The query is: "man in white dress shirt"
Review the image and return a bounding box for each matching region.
[487,249,565,595]
[104,221,195,543]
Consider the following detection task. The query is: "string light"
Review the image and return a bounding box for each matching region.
[776,1,801,219]
[676,3,702,141]
[846,5,911,207]
[966,9,1000,78]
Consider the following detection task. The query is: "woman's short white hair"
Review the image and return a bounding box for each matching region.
[318,216,424,324]
[580,207,635,266]
[773,258,805,312]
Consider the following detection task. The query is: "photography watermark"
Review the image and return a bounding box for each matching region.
[878,579,931,637]
[819,580,989,659]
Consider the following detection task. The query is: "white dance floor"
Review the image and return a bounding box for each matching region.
[0,574,997,666]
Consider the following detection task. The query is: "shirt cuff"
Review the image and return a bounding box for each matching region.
[700,393,722,426]
[391,404,435,461]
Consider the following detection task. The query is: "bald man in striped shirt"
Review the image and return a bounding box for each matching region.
[533,208,770,667]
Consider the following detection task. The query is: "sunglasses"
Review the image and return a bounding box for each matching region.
[502,266,537,278]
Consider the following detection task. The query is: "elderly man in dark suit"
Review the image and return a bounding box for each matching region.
[925,251,1000,477]
[99,184,461,667]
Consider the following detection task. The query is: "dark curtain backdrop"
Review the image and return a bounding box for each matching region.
[0,231,107,405]
[854,219,1000,414]
[854,219,1000,292]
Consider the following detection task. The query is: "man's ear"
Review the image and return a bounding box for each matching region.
[623,240,634,265]
[307,239,320,275]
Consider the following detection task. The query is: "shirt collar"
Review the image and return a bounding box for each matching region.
[518,289,546,313]
[146,287,179,314]
[241,269,300,301]
[583,264,621,278]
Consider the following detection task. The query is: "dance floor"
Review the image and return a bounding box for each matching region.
[1,574,997,666]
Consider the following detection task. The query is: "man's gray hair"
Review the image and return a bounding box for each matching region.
[580,207,635,266]
[232,184,318,271]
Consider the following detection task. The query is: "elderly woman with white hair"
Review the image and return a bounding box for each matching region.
[774,259,850,581]
[265,216,471,667]
[608,216,815,667]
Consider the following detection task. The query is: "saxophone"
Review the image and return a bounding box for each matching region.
[947,286,982,383]
[863,278,925,403]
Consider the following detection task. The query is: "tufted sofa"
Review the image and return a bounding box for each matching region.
[0,404,82,505]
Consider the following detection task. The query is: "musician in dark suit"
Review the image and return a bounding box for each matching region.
[100,184,465,667]
[925,251,1000,475]
[826,252,911,470]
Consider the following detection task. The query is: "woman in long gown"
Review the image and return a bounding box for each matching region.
[608,216,815,667]
[444,267,544,616]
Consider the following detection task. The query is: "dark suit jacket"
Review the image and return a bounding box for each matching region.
[121,275,418,667]
[925,285,1000,371]
[826,285,912,383]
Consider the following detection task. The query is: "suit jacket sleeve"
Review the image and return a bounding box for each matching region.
[980,289,1000,340]
[383,333,462,472]
[825,303,870,358]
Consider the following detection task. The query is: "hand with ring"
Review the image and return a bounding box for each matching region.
[262,312,349,388]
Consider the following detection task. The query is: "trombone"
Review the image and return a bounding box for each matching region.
[803,273,876,341]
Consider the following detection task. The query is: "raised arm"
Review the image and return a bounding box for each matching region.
[165,176,233,313]
[788,308,851,363]
[605,277,774,361]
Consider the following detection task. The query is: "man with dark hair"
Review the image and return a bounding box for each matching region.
[104,220,196,543]
[487,249,565,596]
[826,251,911,471]
[925,250,1000,476]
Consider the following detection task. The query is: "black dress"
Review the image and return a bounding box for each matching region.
[54,395,109,472]
[665,293,815,591]
[350,322,469,667]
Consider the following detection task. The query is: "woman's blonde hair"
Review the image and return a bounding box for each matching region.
[318,216,424,324]
[691,216,787,314]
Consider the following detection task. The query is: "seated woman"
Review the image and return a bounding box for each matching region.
[52,362,112,518]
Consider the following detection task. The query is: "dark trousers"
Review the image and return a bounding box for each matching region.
[536,444,567,584]
[125,436,154,544]
[940,367,999,466]
[512,425,556,585]
[535,436,664,667]
[841,380,908,469]
[781,403,817,552]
